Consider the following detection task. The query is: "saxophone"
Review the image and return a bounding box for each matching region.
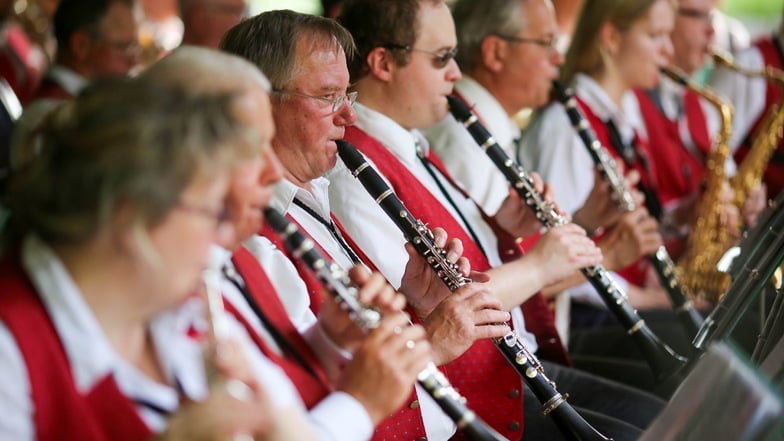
[662,67,735,302]
[711,49,784,212]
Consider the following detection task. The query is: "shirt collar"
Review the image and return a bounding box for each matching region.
[47,65,89,96]
[455,76,520,148]
[271,177,332,219]
[574,73,638,143]
[353,102,425,168]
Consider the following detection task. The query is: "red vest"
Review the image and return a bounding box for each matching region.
[634,89,709,206]
[0,253,152,441]
[231,246,427,441]
[30,75,72,101]
[228,247,332,408]
[345,125,526,440]
[734,36,784,197]
[576,98,655,286]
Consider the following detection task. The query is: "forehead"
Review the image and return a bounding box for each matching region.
[519,0,558,34]
[677,0,716,10]
[413,1,456,48]
[98,2,136,36]
[290,35,349,89]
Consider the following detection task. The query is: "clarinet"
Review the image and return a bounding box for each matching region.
[263,206,508,441]
[446,95,687,383]
[549,80,705,339]
[336,141,612,441]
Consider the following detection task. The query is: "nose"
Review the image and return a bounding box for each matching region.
[334,100,357,126]
[550,47,565,67]
[259,148,284,187]
[446,57,462,82]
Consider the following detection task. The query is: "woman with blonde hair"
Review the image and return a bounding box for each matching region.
[0,78,314,441]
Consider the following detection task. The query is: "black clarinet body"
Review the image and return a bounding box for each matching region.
[336,141,612,441]
[263,207,507,441]
[549,81,704,339]
[447,95,687,383]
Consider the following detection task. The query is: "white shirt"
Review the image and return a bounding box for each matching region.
[265,179,458,440]
[43,64,89,97]
[270,177,358,271]
[519,73,631,305]
[0,235,302,440]
[424,76,520,215]
[326,103,537,352]
[214,243,374,441]
[707,42,772,153]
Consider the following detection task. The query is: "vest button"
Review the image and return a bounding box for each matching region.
[416,437,427,441]
[508,421,521,431]
[508,388,521,399]
[409,400,420,409]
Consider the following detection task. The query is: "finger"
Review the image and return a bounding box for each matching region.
[444,237,464,263]
[473,323,513,340]
[355,272,391,304]
[431,227,448,249]
[472,308,512,326]
[469,270,491,283]
[456,256,471,277]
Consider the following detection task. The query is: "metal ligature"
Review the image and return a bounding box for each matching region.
[336,141,612,441]
[262,206,508,441]
[550,80,704,339]
[446,95,687,382]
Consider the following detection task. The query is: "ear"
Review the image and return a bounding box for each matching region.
[479,35,507,74]
[69,30,93,62]
[365,46,395,82]
[599,22,621,56]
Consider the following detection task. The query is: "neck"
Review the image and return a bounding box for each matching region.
[354,78,413,130]
[53,242,152,365]
[283,169,312,193]
[469,70,522,116]
[593,70,627,107]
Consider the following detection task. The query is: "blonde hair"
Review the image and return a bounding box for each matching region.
[5,78,249,249]
[561,0,664,84]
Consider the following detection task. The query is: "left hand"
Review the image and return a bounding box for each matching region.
[494,172,560,238]
[742,183,767,228]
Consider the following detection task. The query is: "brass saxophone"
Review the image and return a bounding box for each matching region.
[711,49,784,212]
[662,67,735,302]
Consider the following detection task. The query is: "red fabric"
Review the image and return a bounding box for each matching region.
[30,75,72,101]
[734,36,784,197]
[0,24,43,103]
[229,247,333,408]
[0,252,152,441]
[345,125,525,440]
[576,97,652,286]
[634,89,707,206]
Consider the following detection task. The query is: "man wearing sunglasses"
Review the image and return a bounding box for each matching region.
[327,0,662,440]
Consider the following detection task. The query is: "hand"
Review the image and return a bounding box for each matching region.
[719,183,741,240]
[494,172,555,238]
[598,207,663,271]
[572,167,646,234]
[422,281,511,365]
[337,312,432,425]
[524,223,603,287]
[742,183,767,228]
[318,266,405,353]
[399,227,471,318]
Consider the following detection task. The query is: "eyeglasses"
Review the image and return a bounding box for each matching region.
[90,34,141,58]
[677,7,715,22]
[495,34,559,52]
[382,44,458,69]
[273,89,358,113]
[176,202,231,231]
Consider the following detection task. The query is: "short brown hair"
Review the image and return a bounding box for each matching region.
[339,0,442,82]
[220,10,355,91]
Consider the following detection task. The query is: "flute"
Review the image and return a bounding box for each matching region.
[446,95,687,383]
[263,206,508,441]
[549,80,705,339]
[336,141,612,441]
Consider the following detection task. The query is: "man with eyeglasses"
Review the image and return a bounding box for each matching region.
[327,0,662,439]
[29,0,139,102]
[220,9,518,441]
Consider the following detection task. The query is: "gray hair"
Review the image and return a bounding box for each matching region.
[451,0,527,73]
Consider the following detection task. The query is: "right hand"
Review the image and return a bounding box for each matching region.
[336,312,432,425]
[422,281,511,365]
[159,371,272,441]
[525,223,603,287]
[598,207,663,271]
[572,168,644,234]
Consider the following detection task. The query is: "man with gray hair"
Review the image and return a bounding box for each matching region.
[143,45,433,441]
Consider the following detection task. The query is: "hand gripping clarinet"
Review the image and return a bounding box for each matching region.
[446,95,687,383]
[549,81,705,340]
[336,141,612,441]
[262,206,508,441]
